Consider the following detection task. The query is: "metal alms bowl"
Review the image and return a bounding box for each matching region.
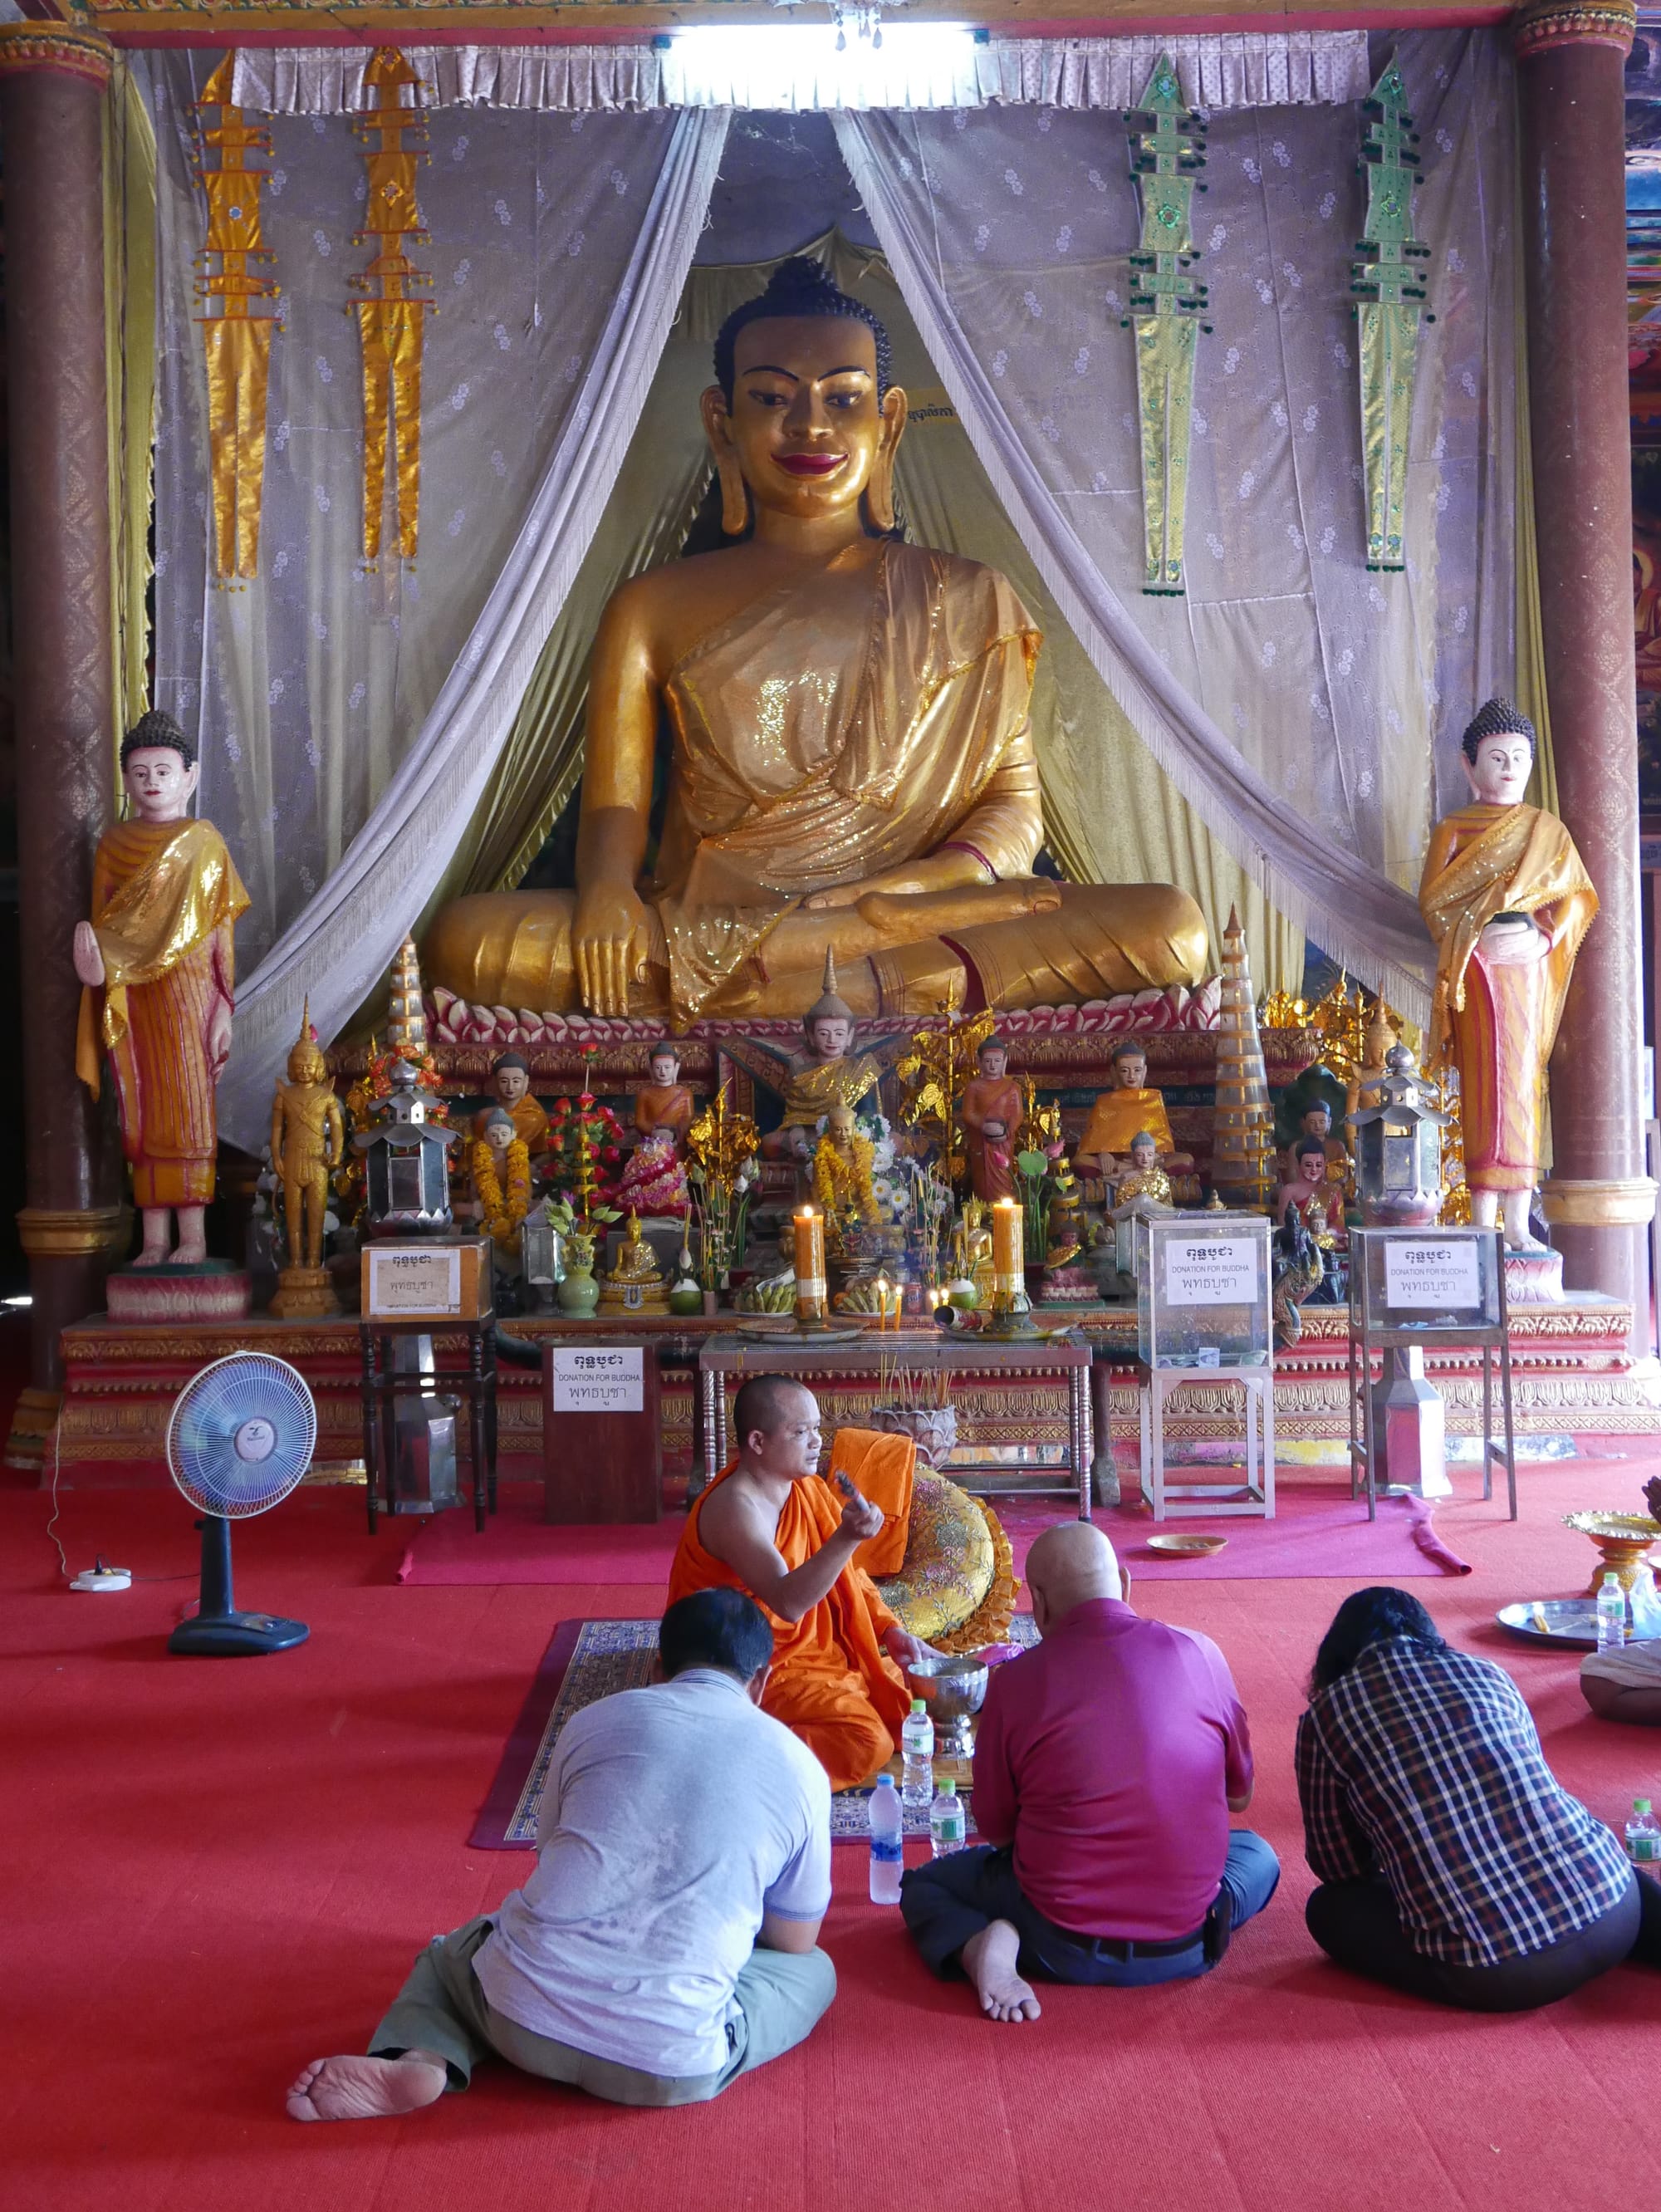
[904,1650,990,1754]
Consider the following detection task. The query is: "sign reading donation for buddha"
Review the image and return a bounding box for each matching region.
[1164,1237,1258,1307]
[366,1247,462,1317]
[551,1347,644,1415]
[1383,1238,1482,1312]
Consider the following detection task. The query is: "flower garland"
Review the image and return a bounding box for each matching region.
[542,1044,629,1220]
[472,1136,532,1245]
[814,1126,879,1224]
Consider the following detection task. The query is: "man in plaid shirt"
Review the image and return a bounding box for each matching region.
[1296,1587,1659,2010]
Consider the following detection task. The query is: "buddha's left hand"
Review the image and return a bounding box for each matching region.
[207,998,234,1078]
[1479,916,1548,966]
[802,855,972,910]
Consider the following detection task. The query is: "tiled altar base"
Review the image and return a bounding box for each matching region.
[50,1297,1661,1485]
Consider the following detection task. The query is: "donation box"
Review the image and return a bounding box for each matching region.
[1136,1213,1272,1370]
[543,1343,662,1525]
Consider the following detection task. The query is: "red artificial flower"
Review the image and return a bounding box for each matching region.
[554,1096,571,1113]
[603,1145,621,1164]
[578,1092,595,1110]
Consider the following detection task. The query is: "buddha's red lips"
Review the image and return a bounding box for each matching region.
[777,453,848,477]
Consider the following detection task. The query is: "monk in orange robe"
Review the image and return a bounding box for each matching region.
[961,1035,1023,1203]
[633,1041,695,1150]
[669,1374,933,1789]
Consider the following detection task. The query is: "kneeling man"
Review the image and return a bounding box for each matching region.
[669,1375,931,1790]
[900,1523,1279,2021]
[287,1590,834,2118]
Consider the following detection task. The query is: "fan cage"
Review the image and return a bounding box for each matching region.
[165,1352,319,1519]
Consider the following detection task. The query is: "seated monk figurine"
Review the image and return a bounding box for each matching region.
[1076,1042,1193,1180]
[1282,1098,1347,1189]
[632,1040,694,1153]
[961,1035,1022,1204]
[1275,1140,1346,1241]
[1419,699,1597,1249]
[669,1376,935,1789]
[424,257,1206,1026]
[470,1050,548,1156]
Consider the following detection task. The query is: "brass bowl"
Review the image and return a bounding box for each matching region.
[1563,1511,1661,1597]
[1146,1533,1229,1559]
[905,1650,990,1754]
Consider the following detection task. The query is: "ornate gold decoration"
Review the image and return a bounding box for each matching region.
[193,54,281,585]
[1564,1508,1660,1596]
[1512,1,1637,57]
[350,48,435,565]
[1124,54,1208,595]
[16,1204,128,1258]
[0,25,113,87]
[1539,1175,1660,1228]
[1259,989,1311,1032]
[1210,906,1274,1207]
[896,1003,997,1190]
[1350,58,1430,572]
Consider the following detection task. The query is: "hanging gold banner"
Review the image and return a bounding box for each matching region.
[193,54,280,586]
[1351,58,1431,572]
[350,48,435,566]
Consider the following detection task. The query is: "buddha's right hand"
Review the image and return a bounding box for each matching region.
[72,921,105,988]
[573,883,650,1017]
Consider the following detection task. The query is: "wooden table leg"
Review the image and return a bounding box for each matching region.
[361,1332,380,1535]
[377,1335,399,1526]
[469,1327,488,1533]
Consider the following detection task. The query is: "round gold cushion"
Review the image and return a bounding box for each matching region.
[875,1470,1014,1650]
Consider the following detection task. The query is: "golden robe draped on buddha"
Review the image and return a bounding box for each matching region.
[75,818,250,1209]
[1418,801,1597,1192]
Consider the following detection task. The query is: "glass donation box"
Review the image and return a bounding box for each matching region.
[1136,1213,1272,1370]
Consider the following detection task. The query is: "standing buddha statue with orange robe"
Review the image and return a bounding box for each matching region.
[961,1034,1023,1203]
[424,258,1206,1027]
[73,712,250,1267]
[1418,698,1597,1249]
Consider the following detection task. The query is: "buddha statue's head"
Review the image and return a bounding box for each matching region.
[480,1107,515,1158]
[826,1101,856,1149]
[1301,1101,1332,1137]
[1459,697,1535,809]
[1129,1132,1158,1172]
[1292,1140,1329,1187]
[1110,1041,1149,1093]
[803,949,856,1061]
[703,257,907,541]
[120,709,199,824]
[977,1037,1009,1081]
[649,1042,683,1088]
[491,1052,530,1108]
[287,999,325,1086]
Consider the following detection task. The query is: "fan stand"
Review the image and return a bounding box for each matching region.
[167,1514,310,1657]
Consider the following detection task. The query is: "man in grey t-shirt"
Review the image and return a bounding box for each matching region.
[288,1590,835,2120]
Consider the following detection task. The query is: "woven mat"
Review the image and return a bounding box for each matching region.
[470,1614,1038,1850]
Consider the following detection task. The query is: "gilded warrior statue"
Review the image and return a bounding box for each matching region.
[425,259,1207,1027]
[271,1006,346,1274]
[74,712,250,1267]
[1418,699,1598,1248]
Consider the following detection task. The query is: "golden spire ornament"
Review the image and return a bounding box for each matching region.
[1210,907,1274,1209]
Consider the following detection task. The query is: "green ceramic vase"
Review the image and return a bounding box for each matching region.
[556,1268,600,1317]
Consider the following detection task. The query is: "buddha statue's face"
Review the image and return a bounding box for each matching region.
[649,1052,679,1087]
[123,744,199,823]
[703,316,904,527]
[287,1042,326,1085]
[494,1062,528,1106]
[808,1013,853,1062]
[828,1103,855,1147]
[1130,1138,1157,1171]
[1296,1150,1327,1186]
[484,1119,513,1157]
[978,1046,1007,1081]
[1114,1052,1148,1092]
[1463,731,1533,808]
[1301,1106,1330,1137]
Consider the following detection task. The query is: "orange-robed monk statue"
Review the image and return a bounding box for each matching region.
[425,259,1207,1029]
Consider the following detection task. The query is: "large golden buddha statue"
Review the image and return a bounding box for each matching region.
[426,260,1207,1027]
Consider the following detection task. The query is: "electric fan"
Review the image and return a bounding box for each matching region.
[165,1351,316,1657]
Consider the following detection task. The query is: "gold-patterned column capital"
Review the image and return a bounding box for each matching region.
[17,1204,127,1258]
[1538,1176,1659,1229]
[0,24,115,90]
[1512,1,1636,59]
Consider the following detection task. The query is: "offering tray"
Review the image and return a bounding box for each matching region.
[1497,1598,1613,1649]
[1562,1511,1661,1596]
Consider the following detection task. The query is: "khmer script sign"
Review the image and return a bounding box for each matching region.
[1383,1238,1482,1312]
[1164,1237,1258,1307]
[551,1347,644,1414]
[366,1246,461,1317]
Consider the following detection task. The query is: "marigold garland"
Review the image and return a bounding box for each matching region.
[472,1136,532,1245]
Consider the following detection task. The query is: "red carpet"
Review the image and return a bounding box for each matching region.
[7,1461,1661,2212]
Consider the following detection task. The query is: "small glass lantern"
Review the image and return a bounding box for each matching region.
[355,1058,458,1235]
[520,1208,564,1312]
[1346,1046,1451,1229]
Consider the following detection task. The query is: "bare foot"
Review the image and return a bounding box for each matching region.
[286,2051,448,2122]
[171,1243,207,1266]
[961,1919,1041,2023]
[132,1247,171,1270]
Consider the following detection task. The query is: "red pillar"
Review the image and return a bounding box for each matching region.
[1516,0,1656,1328]
[0,26,124,1464]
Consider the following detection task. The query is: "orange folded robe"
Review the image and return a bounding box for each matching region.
[669,1428,915,1790]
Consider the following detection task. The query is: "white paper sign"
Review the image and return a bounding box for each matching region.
[1164,1237,1258,1307]
[368,1247,461,1317]
[1383,1238,1482,1311]
[552,1346,644,1414]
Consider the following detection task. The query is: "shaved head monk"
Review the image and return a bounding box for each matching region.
[668,1376,936,1789]
[900,1521,1279,2023]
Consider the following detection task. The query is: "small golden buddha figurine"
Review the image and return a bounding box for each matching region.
[633,1040,694,1154]
[268,1002,345,1317]
[1075,1042,1194,1180]
[768,953,885,1164]
[1111,1131,1176,1211]
[1347,1002,1400,1123]
[1043,1155,1085,1272]
[813,1100,881,1242]
[424,259,1206,1025]
[1419,699,1597,1248]
[599,1210,670,1315]
[955,1198,997,1305]
[469,1051,548,1155]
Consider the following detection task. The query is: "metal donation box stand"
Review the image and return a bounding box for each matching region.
[1133,1213,1275,1521]
[360,1233,497,1534]
[1346,1225,1516,1522]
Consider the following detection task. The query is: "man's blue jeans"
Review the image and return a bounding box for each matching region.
[900,1832,1280,1989]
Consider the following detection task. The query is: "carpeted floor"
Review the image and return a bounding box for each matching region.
[7,1459,1661,2212]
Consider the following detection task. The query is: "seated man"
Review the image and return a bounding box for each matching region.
[287,1590,834,2119]
[669,1374,930,1790]
[899,1523,1279,2021]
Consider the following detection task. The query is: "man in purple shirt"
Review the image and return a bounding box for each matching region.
[899,1524,1278,2022]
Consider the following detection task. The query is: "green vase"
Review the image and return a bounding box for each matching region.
[556,1268,600,1317]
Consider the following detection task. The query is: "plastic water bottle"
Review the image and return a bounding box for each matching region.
[1597,1572,1626,1652]
[929,1778,967,1859]
[1626,1798,1661,1866]
[901,1698,935,1811]
[868,1774,904,1903]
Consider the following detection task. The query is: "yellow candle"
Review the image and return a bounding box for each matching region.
[992,1197,1024,1290]
[794,1208,826,1317]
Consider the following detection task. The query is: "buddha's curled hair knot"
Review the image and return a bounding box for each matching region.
[713,255,894,402]
[1459,697,1536,763]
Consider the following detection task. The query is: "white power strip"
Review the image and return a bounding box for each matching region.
[70,1565,131,1593]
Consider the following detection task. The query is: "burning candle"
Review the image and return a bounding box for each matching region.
[873,1273,889,1331]
[992,1197,1024,1292]
[794,1207,826,1321]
